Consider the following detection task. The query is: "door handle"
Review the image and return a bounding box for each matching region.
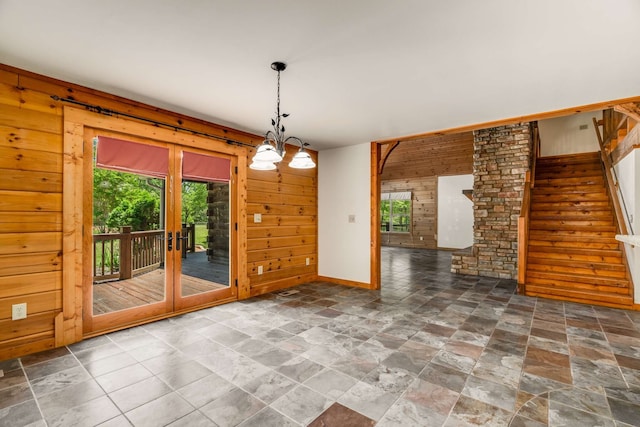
[167,231,173,251]
[176,231,181,251]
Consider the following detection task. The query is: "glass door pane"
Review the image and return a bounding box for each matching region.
[179,179,230,297]
[175,149,233,307]
[92,168,167,315]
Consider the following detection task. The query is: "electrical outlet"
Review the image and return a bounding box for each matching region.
[257,265,263,275]
[419,236,424,241]
[254,213,262,223]
[12,303,27,320]
[306,257,310,266]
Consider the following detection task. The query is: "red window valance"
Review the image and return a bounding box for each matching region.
[182,151,230,183]
[96,137,230,182]
[96,136,169,178]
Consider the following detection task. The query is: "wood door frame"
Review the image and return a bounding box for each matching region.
[173,146,238,311]
[60,106,249,342]
[82,128,175,333]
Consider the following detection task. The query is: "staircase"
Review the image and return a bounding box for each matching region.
[524,151,634,309]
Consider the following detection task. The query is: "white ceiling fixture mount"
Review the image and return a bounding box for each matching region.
[250,61,316,170]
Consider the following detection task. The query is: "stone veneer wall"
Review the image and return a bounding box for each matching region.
[451,123,532,279]
[207,182,230,260]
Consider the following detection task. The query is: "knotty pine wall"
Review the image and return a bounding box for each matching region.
[380,133,473,248]
[0,64,318,359]
[247,159,317,296]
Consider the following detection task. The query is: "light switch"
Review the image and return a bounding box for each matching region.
[348,214,356,223]
[254,213,262,223]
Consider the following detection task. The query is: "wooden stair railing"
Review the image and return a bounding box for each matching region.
[517,122,539,293]
[593,116,632,237]
[593,112,635,305]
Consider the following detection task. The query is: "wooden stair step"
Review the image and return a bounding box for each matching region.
[537,154,600,163]
[525,281,630,298]
[537,157,600,166]
[527,248,623,263]
[526,270,629,288]
[532,193,609,202]
[530,211,613,220]
[528,256,625,270]
[529,216,613,224]
[528,239,620,250]
[536,153,599,165]
[525,285,633,309]
[535,177,604,187]
[532,185,607,195]
[532,202,611,212]
[537,158,601,167]
[532,195,609,203]
[535,171,603,181]
[529,218,614,225]
[529,230,616,240]
[527,259,627,278]
[529,222,616,232]
[536,165,602,175]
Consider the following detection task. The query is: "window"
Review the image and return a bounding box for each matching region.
[381,191,411,233]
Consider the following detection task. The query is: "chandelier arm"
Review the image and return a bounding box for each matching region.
[284,136,305,148]
[264,129,278,142]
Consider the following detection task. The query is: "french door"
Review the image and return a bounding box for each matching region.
[84,134,237,334]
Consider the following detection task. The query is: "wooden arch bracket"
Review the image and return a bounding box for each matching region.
[378,141,400,174]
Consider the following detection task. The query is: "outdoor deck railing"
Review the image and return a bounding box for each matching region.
[93,227,164,283]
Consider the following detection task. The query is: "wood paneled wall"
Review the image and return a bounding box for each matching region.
[247,159,317,296]
[381,133,474,180]
[380,132,473,249]
[381,177,437,248]
[0,64,318,359]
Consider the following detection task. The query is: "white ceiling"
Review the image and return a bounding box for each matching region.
[1,0,639,150]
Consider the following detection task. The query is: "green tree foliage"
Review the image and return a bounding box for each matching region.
[93,169,213,233]
[181,181,208,224]
[93,168,162,232]
[106,194,159,231]
[380,199,411,232]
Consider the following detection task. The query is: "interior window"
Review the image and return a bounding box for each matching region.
[381,192,411,233]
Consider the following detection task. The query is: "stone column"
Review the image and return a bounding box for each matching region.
[451,123,532,279]
[206,182,229,261]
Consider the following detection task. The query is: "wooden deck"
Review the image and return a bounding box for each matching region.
[93,252,229,315]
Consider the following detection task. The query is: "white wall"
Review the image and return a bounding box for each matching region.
[318,143,371,284]
[437,174,474,249]
[539,111,601,156]
[614,149,640,304]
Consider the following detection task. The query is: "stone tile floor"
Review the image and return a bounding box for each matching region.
[1,247,640,426]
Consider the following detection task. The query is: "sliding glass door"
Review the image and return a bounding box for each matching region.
[85,135,235,333]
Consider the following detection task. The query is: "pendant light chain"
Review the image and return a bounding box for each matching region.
[275,67,283,141]
[276,68,281,120]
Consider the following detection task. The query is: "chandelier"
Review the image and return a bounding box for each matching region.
[249,62,316,170]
